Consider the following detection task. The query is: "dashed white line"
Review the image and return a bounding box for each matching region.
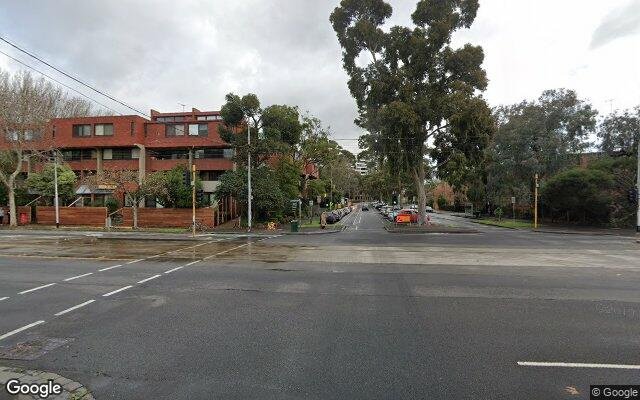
[126,259,143,265]
[19,283,56,295]
[54,300,95,316]
[99,264,122,272]
[102,285,133,297]
[64,272,93,282]
[0,320,45,341]
[185,260,201,266]
[517,361,640,370]
[164,266,183,274]
[204,243,250,259]
[137,274,161,284]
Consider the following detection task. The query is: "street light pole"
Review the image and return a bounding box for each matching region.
[247,121,252,233]
[53,150,60,229]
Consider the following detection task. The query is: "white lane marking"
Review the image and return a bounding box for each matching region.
[185,260,201,266]
[54,300,95,316]
[126,259,142,265]
[137,274,161,284]
[19,283,56,295]
[204,243,250,259]
[0,297,9,302]
[0,320,45,341]
[99,264,122,272]
[102,285,133,297]
[164,266,183,274]
[517,361,640,370]
[64,272,93,282]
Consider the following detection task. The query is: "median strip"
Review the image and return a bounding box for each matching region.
[19,283,56,295]
[64,272,93,282]
[102,285,133,297]
[54,300,95,316]
[0,320,45,341]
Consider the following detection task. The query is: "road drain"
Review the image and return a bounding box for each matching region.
[0,337,73,360]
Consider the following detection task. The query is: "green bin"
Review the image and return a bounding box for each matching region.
[290,220,299,233]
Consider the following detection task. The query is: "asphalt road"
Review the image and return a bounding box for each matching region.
[0,211,639,399]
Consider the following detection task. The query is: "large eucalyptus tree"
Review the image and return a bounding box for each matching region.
[331,0,495,223]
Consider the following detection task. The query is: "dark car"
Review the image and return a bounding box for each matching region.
[362,204,369,211]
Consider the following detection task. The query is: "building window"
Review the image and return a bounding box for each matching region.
[199,171,224,181]
[131,148,140,159]
[112,148,133,160]
[197,115,222,121]
[72,124,91,137]
[102,149,113,160]
[94,124,114,136]
[149,150,188,160]
[62,149,95,161]
[189,124,208,136]
[130,121,135,136]
[166,124,185,136]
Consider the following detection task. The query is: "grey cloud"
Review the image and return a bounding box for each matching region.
[590,0,640,49]
[0,0,414,149]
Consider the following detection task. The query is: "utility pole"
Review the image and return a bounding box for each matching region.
[534,173,539,229]
[53,150,60,229]
[247,121,252,233]
[192,164,196,237]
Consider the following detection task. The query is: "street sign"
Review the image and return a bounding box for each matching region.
[309,200,313,206]
[511,196,516,204]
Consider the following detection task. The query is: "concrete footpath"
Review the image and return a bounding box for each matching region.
[0,366,94,399]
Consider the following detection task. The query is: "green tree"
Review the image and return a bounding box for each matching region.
[215,167,285,223]
[331,0,495,224]
[598,107,640,155]
[26,163,77,205]
[541,168,614,224]
[145,165,203,208]
[218,93,302,167]
[486,89,598,208]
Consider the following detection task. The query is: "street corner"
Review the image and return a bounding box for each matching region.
[0,366,94,400]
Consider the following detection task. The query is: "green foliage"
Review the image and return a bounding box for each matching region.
[487,89,597,205]
[146,165,203,208]
[331,0,494,219]
[541,168,614,224]
[26,163,77,204]
[105,197,120,214]
[598,107,639,155]
[274,157,301,202]
[215,167,286,222]
[494,207,503,220]
[219,93,302,167]
[586,156,637,227]
[437,194,448,209]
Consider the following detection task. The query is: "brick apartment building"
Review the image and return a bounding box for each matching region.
[20,108,235,206]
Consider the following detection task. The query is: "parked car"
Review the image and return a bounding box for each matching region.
[362,204,369,211]
[394,209,419,223]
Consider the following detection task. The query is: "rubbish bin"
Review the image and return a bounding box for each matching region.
[290,220,299,233]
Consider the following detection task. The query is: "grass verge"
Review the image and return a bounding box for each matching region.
[474,219,536,229]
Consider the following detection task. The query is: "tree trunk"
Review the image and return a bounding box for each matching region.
[8,183,17,227]
[413,163,427,226]
[132,204,138,229]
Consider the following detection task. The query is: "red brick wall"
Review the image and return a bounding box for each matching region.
[0,206,32,225]
[36,206,107,226]
[120,208,215,228]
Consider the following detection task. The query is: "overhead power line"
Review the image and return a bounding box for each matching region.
[0,49,122,115]
[0,35,149,118]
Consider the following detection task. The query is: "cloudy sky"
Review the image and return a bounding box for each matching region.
[1,0,639,153]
